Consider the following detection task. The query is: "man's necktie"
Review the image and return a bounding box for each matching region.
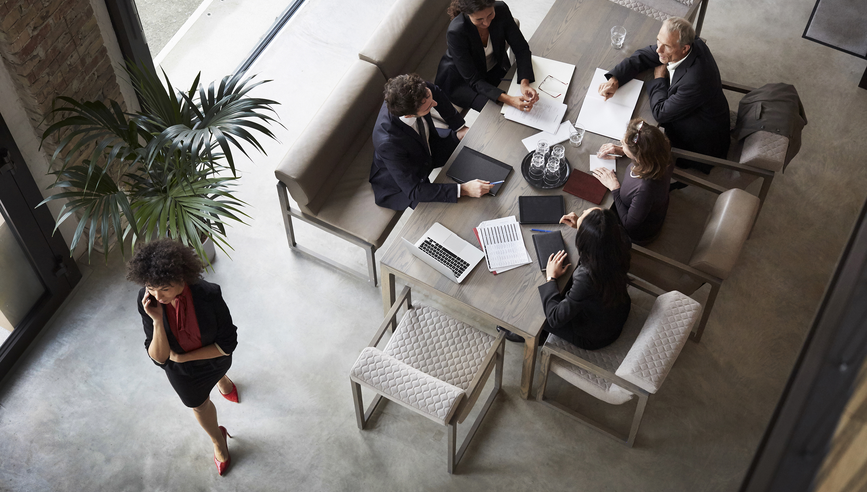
[416,118,430,155]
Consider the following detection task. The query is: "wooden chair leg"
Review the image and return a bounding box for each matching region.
[276,182,297,248]
[447,423,457,474]
[351,381,365,430]
[626,392,649,448]
[691,282,720,343]
[536,349,552,402]
[366,244,378,286]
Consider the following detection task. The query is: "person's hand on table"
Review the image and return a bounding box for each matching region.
[653,64,668,79]
[456,126,469,140]
[592,167,620,190]
[560,212,580,229]
[460,179,493,198]
[142,290,163,321]
[519,80,539,110]
[546,250,571,280]
[598,77,619,100]
[596,143,622,159]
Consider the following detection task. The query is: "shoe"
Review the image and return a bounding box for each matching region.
[220,377,239,403]
[215,426,232,476]
[669,181,688,192]
[497,326,524,343]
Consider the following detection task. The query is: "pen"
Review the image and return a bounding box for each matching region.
[489,180,505,185]
[531,228,553,233]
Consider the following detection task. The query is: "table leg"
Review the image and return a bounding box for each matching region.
[520,334,538,400]
[860,66,867,90]
[380,267,396,315]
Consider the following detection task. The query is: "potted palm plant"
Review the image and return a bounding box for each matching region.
[39,63,279,264]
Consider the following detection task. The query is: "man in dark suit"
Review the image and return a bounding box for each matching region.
[599,17,729,173]
[370,73,492,211]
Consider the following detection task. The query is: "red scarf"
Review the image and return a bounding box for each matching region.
[165,284,202,352]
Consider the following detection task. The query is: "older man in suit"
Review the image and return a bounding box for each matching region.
[370,73,492,211]
[599,17,729,173]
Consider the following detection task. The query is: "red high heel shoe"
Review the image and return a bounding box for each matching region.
[220,378,239,403]
[214,426,232,476]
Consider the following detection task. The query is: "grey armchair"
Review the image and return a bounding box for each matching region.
[349,286,505,473]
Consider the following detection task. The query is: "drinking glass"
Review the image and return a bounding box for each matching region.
[569,123,585,147]
[544,157,561,185]
[551,144,565,160]
[529,153,545,178]
[536,139,550,156]
[611,26,627,50]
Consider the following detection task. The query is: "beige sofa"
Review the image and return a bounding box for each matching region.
[274,0,452,285]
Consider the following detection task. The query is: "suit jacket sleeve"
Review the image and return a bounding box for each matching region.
[430,82,465,131]
[209,284,238,355]
[500,3,533,84]
[645,73,707,125]
[612,181,655,237]
[137,287,166,367]
[607,44,660,85]
[378,138,458,205]
[538,268,597,328]
[447,24,503,102]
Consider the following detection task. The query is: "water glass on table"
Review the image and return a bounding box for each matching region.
[536,139,550,156]
[611,26,627,50]
[544,157,561,185]
[551,144,565,160]
[569,123,585,147]
[529,152,545,178]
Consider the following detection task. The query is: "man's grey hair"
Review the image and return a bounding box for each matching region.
[663,17,695,47]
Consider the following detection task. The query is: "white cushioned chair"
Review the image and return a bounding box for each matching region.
[609,0,709,36]
[349,286,505,473]
[537,281,702,446]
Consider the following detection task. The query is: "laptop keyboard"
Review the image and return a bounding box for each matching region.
[419,238,470,278]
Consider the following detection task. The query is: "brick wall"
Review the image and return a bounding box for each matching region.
[0,0,127,154]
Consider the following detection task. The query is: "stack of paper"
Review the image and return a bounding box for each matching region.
[575,68,644,140]
[504,97,567,134]
[501,56,576,112]
[521,121,575,152]
[473,216,532,273]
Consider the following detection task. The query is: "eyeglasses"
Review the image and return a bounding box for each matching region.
[631,120,645,144]
[538,75,568,99]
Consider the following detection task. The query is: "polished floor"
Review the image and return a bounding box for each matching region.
[1,0,867,490]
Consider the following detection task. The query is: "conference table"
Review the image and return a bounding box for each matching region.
[379,0,662,399]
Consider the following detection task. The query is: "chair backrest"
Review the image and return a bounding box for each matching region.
[358,0,452,80]
[688,188,760,280]
[273,60,386,213]
[614,291,701,394]
[738,131,788,172]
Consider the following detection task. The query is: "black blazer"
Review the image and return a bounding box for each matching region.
[369,82,465,211]
[539,266,631,349]
[138,279,238,367]
[435,2,534,106]
[607,38,730,158]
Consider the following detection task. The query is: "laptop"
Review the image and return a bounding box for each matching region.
[401,222,485,283]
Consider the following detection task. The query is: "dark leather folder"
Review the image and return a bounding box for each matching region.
[563,170,607,204]
[532,231,566,271]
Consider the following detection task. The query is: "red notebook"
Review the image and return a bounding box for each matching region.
[563,170,607,204]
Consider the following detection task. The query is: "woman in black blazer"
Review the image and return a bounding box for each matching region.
[436,0,537,112]
[539,208,632,350]
[128,239,239,476]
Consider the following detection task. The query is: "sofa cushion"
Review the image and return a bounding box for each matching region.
[358,0,452,80]
[274,60,386,209]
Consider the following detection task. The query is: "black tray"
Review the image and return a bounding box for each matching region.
[520,151,571,189]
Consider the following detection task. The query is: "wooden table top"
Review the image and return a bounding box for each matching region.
[379,0,662,338]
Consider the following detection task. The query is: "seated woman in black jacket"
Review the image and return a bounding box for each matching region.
[592,119,674,245]
[435,0,538,112]
[540,208,632,350]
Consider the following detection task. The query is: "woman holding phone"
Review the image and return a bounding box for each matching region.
[128,239,239,476]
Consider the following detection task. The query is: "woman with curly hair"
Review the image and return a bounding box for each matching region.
[435,0,538,112]
[127,239,239,476]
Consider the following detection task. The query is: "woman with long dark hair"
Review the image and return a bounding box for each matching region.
[540,208,632,349]
[127,239,239,476]
[593,119,674,244]
[435,0,538,112]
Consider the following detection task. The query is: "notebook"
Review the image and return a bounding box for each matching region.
[401,222,485,283]
[446,147,512,196]
[563,170,607,204]
[532,231,566,271]
[518,195,565,224]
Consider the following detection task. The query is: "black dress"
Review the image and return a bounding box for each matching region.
[137,280,238,407]
[435,2,534,111]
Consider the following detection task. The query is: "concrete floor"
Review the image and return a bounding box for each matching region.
[2,0,867,490]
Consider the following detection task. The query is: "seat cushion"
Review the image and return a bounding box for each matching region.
[608,0,690,22]
[738,131,788,172]
[385,304,495,391]
[350,347,465,425]
[358,0,452,80]
[615,291,701,394]
[546,301,650,405]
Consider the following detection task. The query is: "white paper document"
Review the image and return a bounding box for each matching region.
[575,68,644,139]
[589,155,616,172]
[504,97,567,134]
[522,121,575,152]
[475,216,532,272]
[502,56,576,114]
